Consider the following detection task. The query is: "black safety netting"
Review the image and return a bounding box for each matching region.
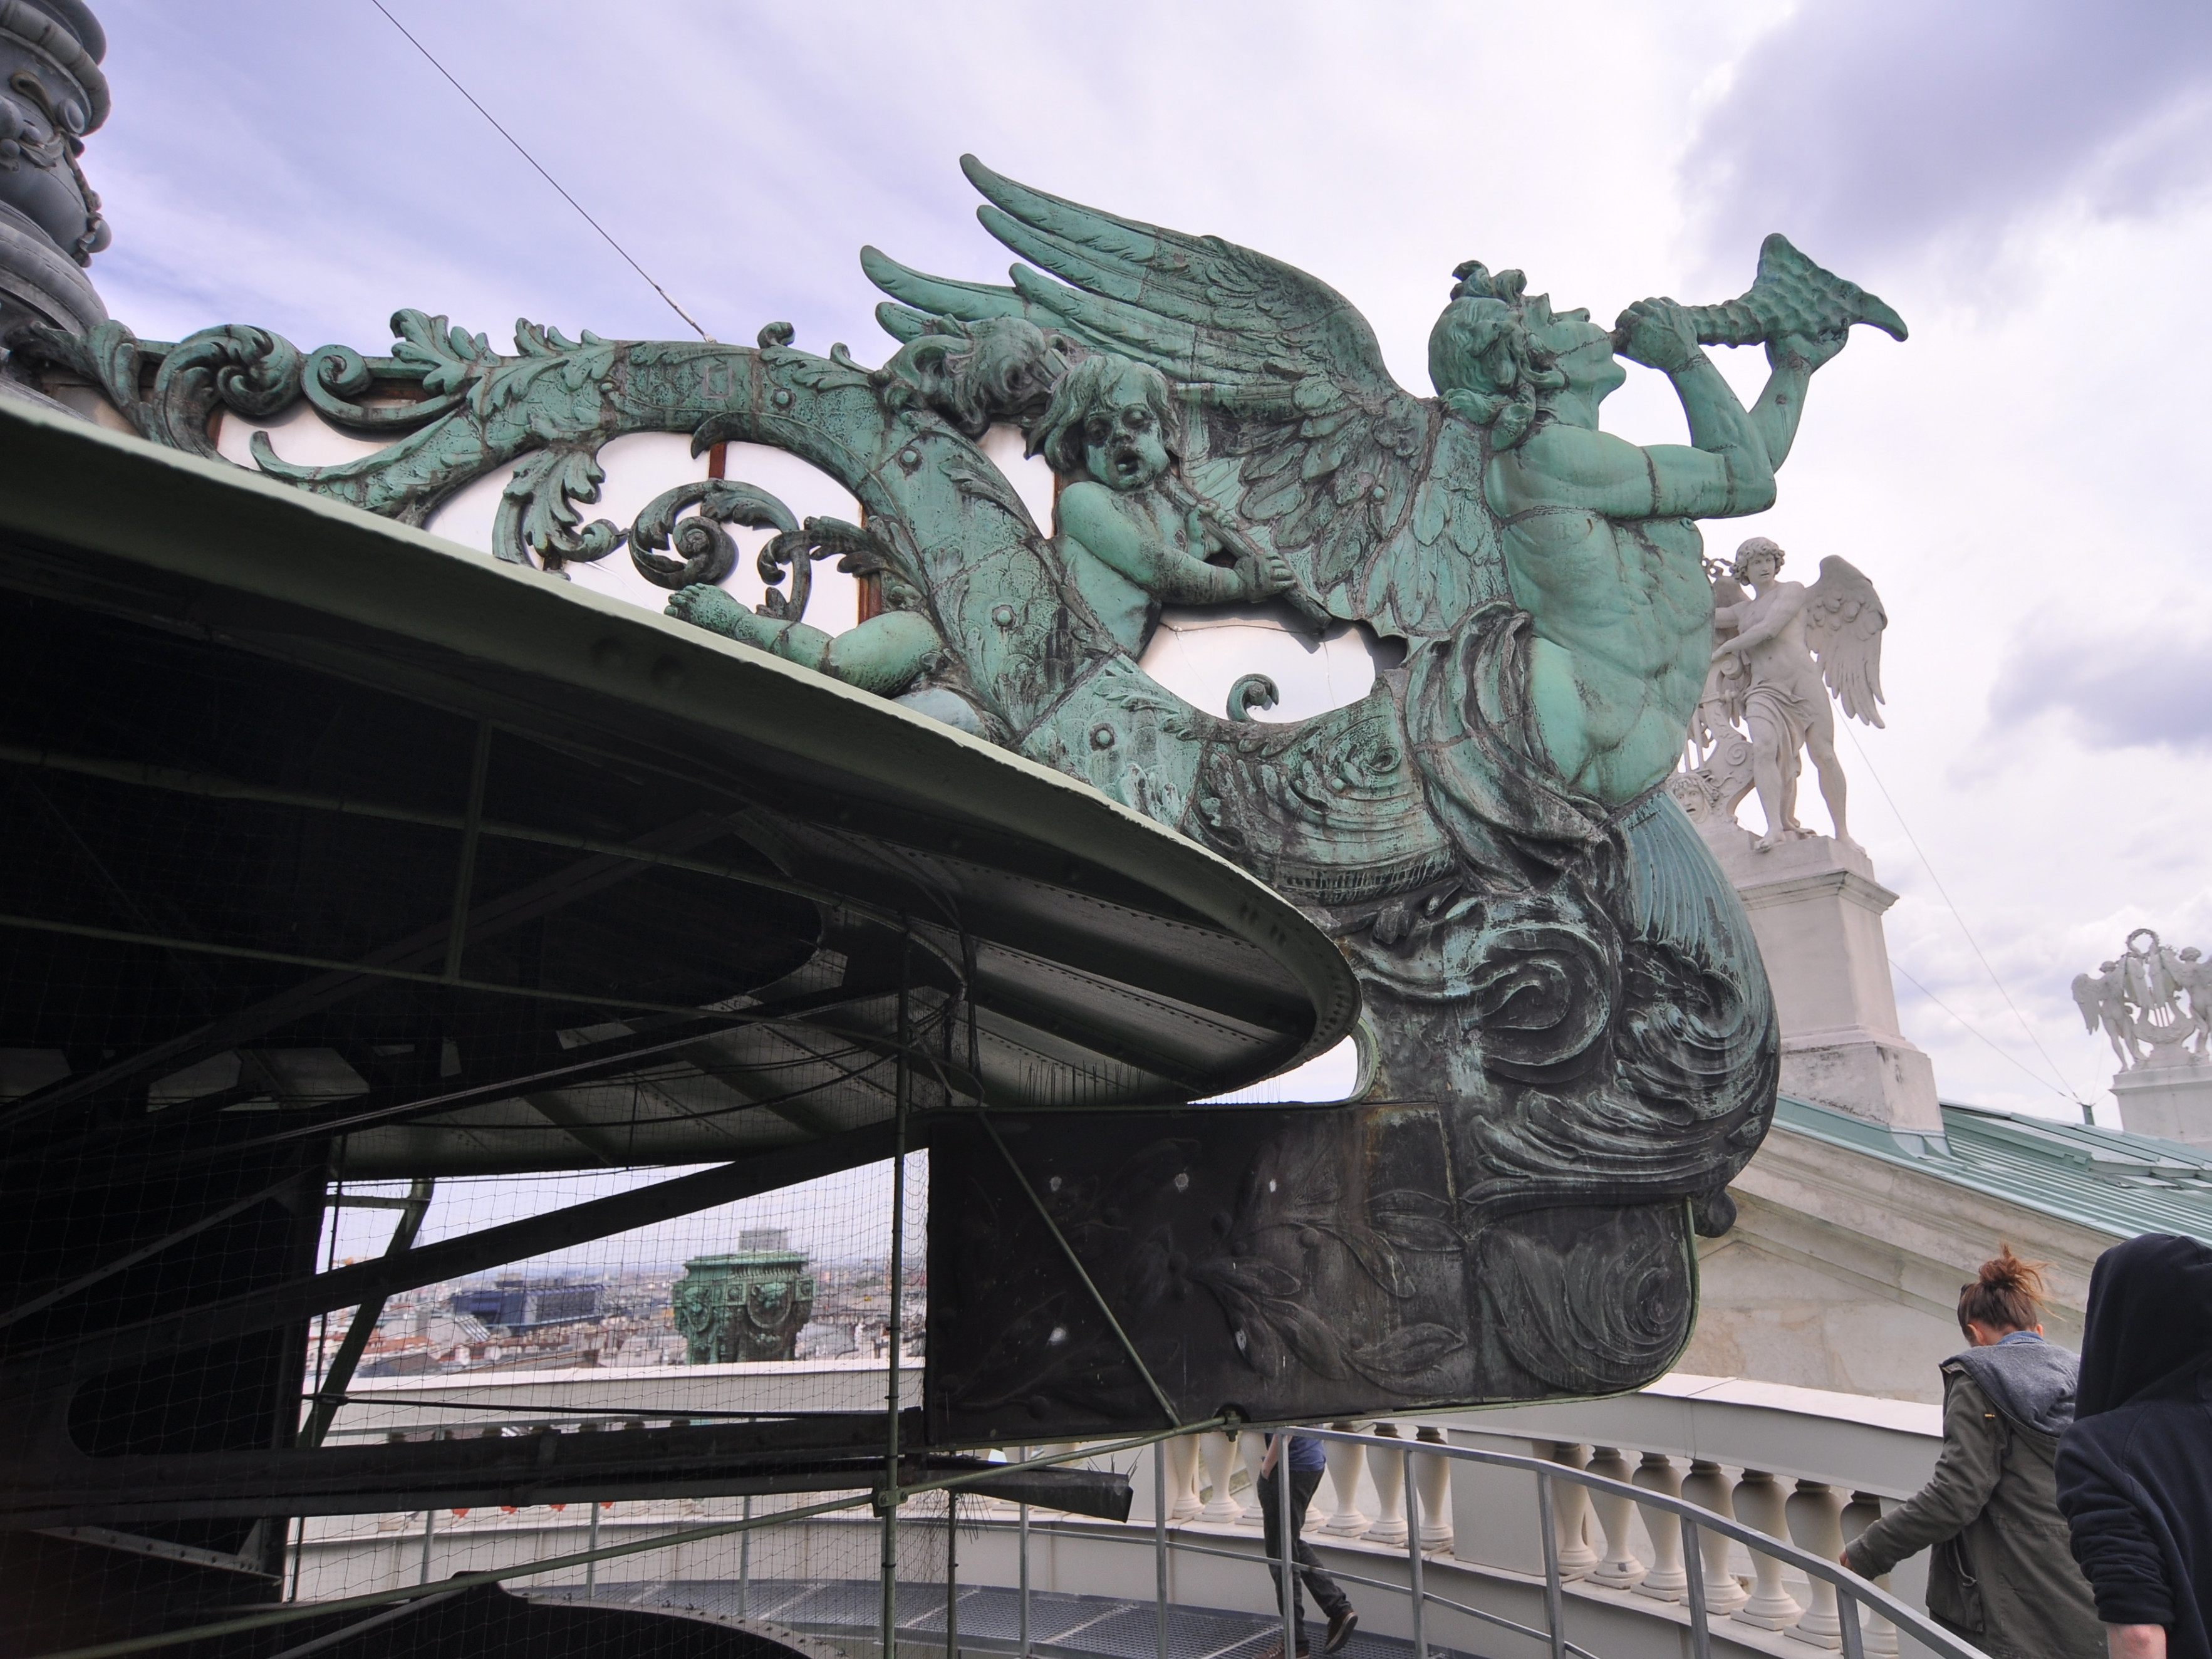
[0,590,982,1656]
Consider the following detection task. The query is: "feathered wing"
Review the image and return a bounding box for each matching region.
[1802,555,1887,727]
[863,157,1481,637]
[2072,973,2104,1032]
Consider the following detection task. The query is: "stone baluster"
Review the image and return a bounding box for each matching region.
[1237,1432,1267,1527]
[1363,1423,1409,1544]
[1584,1446,1645,1587]
[1785,1480,1846,1647]
[1731,1469,1804,1630]
[1547,1443,1600,1579]
[1679,1460,1748,1614]
[1413,1427,1453,1551]
[1319,1423,1369,1536]
[1199,1431,1244,1522]
[1630,1452,1689,1601]
[1840,1490,1899,1658]
[1165,1432,1203,1522]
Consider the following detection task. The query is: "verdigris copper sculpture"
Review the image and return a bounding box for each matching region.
[9,157,1906,1432]
[673,1235,817,1365]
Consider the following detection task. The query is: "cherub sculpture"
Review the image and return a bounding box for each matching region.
[1028,352,1296,653]
[1673,536,1887,852]
[665,341,1291,725]
[2180,947,2212,1058]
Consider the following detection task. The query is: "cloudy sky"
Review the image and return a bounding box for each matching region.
[81,0,2212,1123]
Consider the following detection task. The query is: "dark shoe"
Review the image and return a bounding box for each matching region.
[1324,1609,1358,1655]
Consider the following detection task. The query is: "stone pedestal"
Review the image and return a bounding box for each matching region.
[1698,823,1941,1130]
[2111,1056,2212,1150]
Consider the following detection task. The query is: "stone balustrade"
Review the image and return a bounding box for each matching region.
[1425,1370,1940,1650]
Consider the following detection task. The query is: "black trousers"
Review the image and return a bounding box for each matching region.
[1261,1463,1351,1638]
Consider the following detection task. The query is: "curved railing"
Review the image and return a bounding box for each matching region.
[1255,1425,1979,1659]
[273,1411,1981,1659]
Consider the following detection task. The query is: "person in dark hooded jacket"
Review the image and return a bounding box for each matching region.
[2055,1233,2212,1659]
[1844,1247,2102,1659]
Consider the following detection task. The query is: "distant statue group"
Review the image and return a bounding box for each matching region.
[2074,930,2212,1071]
[1669,536,1889,853]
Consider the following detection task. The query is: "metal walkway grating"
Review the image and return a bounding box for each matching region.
[535,1580,1489,1659]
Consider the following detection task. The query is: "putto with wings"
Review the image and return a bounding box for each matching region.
[1670,536,1889,853]
[864,159,1904,812]
[28,155,1908,1419]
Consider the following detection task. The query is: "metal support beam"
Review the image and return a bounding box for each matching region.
[0,811,737,1136]
[298,1178,434,1449]
[0,1171,302,1331]
[882,967,913,1659]
[440,720,494,981]
[0,1122,899,1397]
[3,1415,1151,1529]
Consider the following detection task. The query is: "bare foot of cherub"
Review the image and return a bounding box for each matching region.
[665,583,761,642]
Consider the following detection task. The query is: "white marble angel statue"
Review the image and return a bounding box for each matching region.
[2073,959,2143,1070]
[1671,536,1887,853]
[2071,930,2212,1072]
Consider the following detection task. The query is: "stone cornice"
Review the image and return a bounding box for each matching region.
[1728,1119,2112,1315]
[1733,867,1898,915]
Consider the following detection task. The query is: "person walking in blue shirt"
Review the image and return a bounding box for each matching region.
[1257,1430,1357,1658]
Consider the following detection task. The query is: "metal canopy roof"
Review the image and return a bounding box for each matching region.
[0,398,1359,1180]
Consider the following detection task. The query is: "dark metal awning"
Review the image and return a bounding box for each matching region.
[0,397,1359,1181]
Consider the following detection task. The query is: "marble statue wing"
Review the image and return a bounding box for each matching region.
[1801,555,1887,727]
[2072,972,2105,1032]
[863,157,1467,637]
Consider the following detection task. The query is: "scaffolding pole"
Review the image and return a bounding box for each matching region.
[881,964,913,1659]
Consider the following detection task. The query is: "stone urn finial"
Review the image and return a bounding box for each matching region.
[0,0,111,336]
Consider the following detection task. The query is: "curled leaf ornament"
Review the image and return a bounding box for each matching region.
[628,479,799,592]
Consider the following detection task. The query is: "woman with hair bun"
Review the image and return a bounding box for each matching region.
[1842,1246,2102,1659]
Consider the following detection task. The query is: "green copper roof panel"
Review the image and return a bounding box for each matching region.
[1773,1095,2212,1245]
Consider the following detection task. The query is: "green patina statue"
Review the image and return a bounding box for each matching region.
[673,1239,816,1366]
[14,159,1906,1415]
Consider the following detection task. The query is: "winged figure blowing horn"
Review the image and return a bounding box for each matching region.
[864,155,1904,811]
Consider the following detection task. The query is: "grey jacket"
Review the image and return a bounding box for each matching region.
[1846,1346,2102,1659]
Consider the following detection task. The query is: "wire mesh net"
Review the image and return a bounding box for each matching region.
[0,408,1294,1654]
[291,1157,925,1607]
[0,590,954,1653]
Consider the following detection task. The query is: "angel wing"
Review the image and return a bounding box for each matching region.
[2072,972,2105,1032]
[862,157,1484,638]
[1801,555,1887,727]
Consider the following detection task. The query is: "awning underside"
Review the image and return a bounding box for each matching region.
[0,590,1323,1183]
